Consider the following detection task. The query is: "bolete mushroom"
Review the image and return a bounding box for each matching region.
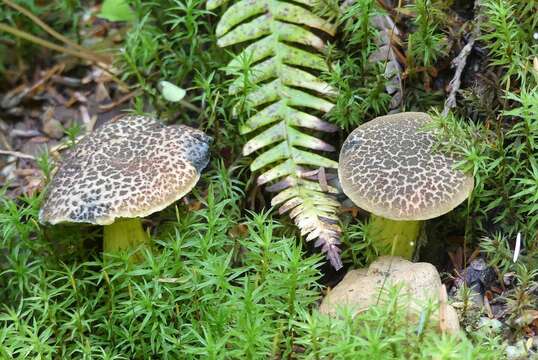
[39,115,211,259]
[338,112,473,259]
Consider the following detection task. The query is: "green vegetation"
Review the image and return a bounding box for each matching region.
[1,0,537,357]
[209,0,344,268]
[0,171,503,359]
[406,0,448,71]
[0,0,82,78]
[322,0,393,129]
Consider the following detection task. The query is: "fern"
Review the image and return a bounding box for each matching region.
[207,0,343,269]
[369,13,403,111]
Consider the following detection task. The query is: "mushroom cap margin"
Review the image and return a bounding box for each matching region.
[39,115,211,225]
[338,112,474,221]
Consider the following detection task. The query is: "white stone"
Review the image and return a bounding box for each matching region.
[320,256,460,334]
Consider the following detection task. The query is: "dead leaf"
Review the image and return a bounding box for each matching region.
[516,310,538,327]
[229,224,248,239]
[484,295,494,318]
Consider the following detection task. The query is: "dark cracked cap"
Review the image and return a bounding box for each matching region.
[338,112,473,221]
[39,115,212,226]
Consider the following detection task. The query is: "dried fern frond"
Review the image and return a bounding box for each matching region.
[208,0,343,269]
[369,13,404,110]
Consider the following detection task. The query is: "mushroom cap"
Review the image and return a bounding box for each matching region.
[338,112,473,221]
[39,115,212,226]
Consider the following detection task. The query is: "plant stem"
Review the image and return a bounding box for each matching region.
[103,218,148,261]
[0,23,130,91]
[1,0,103,61]
[369,215,421,259]
[0,23,103,63]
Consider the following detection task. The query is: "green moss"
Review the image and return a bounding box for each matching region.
[0,176,504,358]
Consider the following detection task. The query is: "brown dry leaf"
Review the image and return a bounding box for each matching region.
[99,89,142,112]
[447,247,463,271]
[516,310,538,327]
[1,64,64,109]
[340,206,360,218]
[228,224,248,239]
[186,198,203,212]
[484,295,494,318]
[95,82,111,102]
[23,175,44,196]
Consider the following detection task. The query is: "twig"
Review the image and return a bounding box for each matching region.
[10,129,42,138]
[1,0,107,63]
[0,23,130,91]
[442,39,475,116]
[442,0,483,116]
[0,150,36,160]
[0,23,105,64]
[99,89,143,112]
[180,99,203,114]
[1,63,64,109]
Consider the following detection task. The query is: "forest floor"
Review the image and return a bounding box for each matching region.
[1,0,537,359]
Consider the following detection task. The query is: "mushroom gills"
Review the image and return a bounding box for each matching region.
[369,215,421,259]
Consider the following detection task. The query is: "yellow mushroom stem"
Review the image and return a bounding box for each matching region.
[103,218,148,261]
[369,215,421,259]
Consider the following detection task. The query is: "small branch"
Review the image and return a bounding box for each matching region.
[98,89,142,112]
[0,150,36,160]
[0,23,130,91]
[442,0,483,116]
[0,23,105,64]
[442,38,475,116]
[1,0,107,64]
[179,99,203,114]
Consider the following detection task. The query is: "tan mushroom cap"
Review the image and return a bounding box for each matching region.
[39,115,212,225]
[338,112,473,221]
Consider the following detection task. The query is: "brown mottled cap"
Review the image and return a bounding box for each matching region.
[39,115,212,225]
[338,112,473,221]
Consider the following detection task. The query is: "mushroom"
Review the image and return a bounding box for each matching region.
[338,112,473,259]
[39,115,212,259]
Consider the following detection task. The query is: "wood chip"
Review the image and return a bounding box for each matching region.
[10,129,42,138]
[0,150,36,160]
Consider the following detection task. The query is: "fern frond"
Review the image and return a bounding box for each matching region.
[370,14,404,110]
[208,0,343,269]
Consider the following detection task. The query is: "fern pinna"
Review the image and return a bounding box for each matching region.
[207,0,343,269]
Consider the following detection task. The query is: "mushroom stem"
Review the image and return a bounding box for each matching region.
[369,215,421,259]
[103,218,148,260]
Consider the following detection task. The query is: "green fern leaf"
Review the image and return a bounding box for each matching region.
[208,0,343,269]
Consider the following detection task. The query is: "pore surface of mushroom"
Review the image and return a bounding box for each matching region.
[338,112,473,258]
[39,115,211,258]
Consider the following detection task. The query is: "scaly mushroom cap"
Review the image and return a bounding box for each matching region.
[338,112,473,221]
[39,115,212,225]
